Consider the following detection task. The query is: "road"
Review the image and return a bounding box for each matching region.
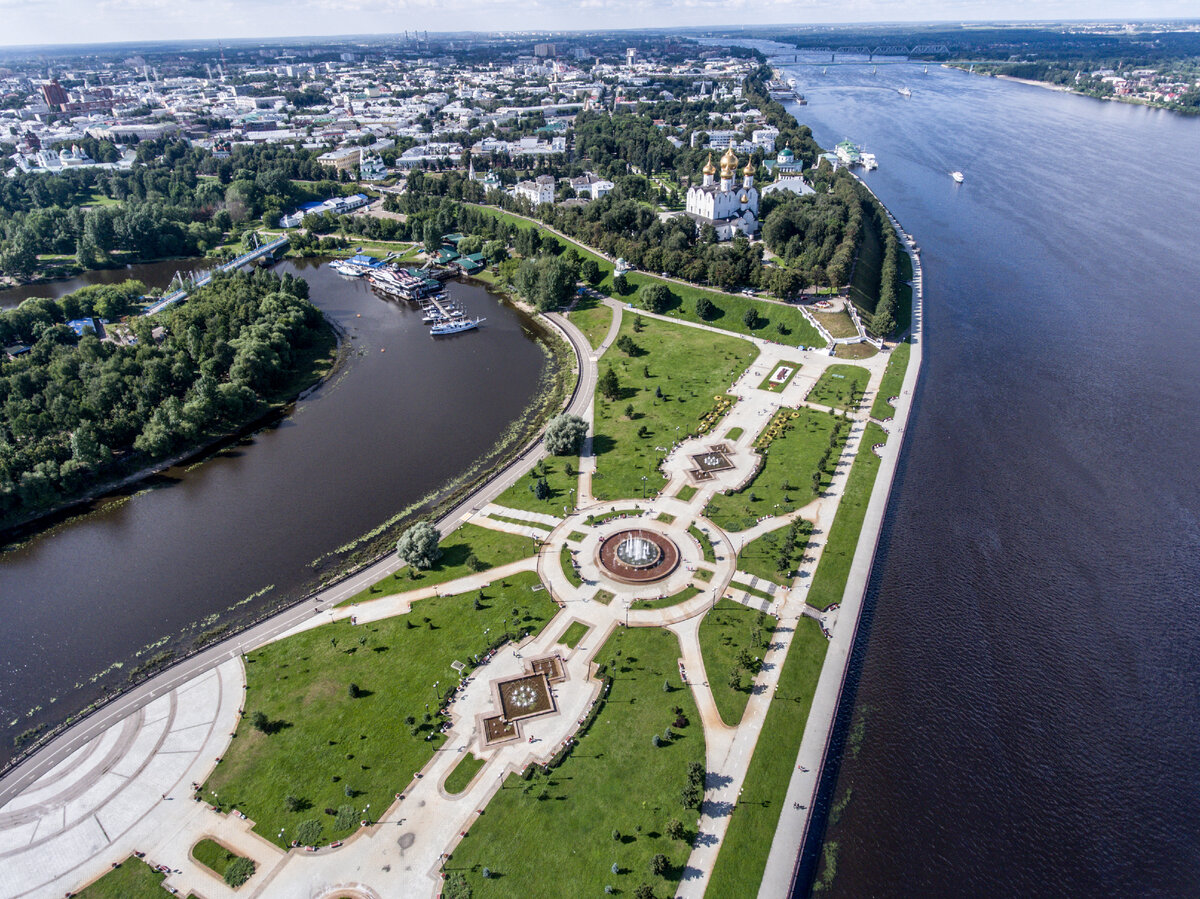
[0,309,595,811]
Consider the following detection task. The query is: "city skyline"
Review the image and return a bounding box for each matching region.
[3,1,1200,49]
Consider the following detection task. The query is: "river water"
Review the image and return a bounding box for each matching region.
[0,260,547,766]
[751,47,1200,897]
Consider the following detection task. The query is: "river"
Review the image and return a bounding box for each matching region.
[0,260,548,767]
[746,46,1200,897]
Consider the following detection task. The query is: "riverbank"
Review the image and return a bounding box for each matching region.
[0,313,343,545]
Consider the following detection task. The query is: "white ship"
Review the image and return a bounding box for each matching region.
[898,86,912,97]
[951,171,964,183]
[430,316,485,336]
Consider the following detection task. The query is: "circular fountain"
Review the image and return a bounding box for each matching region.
[596,528,680,583]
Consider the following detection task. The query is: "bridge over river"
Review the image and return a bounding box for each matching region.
[143,233,291,315]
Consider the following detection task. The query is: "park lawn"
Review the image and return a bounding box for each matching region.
[724,427,744,441]
[738,521,811,586]
[204,572,558,847]
[631,585,701,610]
[730,581,774,602]
[559,621,590,648]
[869,340,911,420]
[758,361,802,393]
[496,455,580,515]
[811,308,858,339]
[342,523,534,605]
[832,341,879,360]
[489,513,551,531]
[705,616,829,897]
[568,295,615,351]
[451,626,704,899]
[807,423,887,610]
[676,484,698,501]
[76,858,170,899]
[192,838,242,878]
[444,753,487,795]
[561,545,584,588]
[699,600,776,727]
[592,312,757,501]
[688,524,717,564]
[704,409,847,533]
[806,364,871,411]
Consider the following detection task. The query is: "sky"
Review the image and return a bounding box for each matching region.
[1,0,1196,49]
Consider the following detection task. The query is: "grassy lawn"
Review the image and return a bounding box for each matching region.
[807,424,887,611]
[806,365,871,411]
[688,524,717,563]
[738,520,811,586]
[561,545,584,588]
[869,340,911,420]
[730,581,774,602]
[699,600,776,727]
[847,207,885,316]
[76,858,170,899]
[489,513,552,531]
[559,621,590,648]
[676,484,698,501]
[631,585,701,610]
[497,455,580,515]
[450,626,703,898]
[192,838,244,878]
[342,523,534,605]
[758,361,802,393]
[594,589,615,605]
[469,204,822,347]
[204,572,557,847]
[592,312,756,501]
[724,427,744,441]
[568,530,586,542]
[705,616,829,896]
[444,753,487,795]
[832,341,879,360]
[568,295,615,351]
[704,409,848,533]
[694,568,714,582]
[656,512,676,524]
[811,309,858,339]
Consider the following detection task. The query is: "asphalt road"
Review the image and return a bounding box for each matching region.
[0,310,594,810]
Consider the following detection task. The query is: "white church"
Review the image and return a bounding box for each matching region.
[685,147,759,240]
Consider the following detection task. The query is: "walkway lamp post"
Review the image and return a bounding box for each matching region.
[433,681,440,703]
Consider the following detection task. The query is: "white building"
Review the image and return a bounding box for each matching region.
[685,148,758,240]
[513,174,556,206]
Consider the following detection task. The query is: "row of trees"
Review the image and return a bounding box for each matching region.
[0,269,327,525]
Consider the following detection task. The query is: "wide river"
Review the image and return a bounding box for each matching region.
[752,46,1200,897]
[0,261,547,766]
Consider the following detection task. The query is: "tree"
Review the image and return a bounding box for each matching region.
[695,297,716,320]
[599,367,621,401]
[348,682,362,698]
[534,477,550,500]
[634,884,657,899]
[649,853,669,877]
[296,819,322,845]
[251,710,269,732]
[224,856,255,888]
[285,794,303,812]
[687,761,706,786]
[640,282,672,314]
[616,333,638,355]
[580,258,601,284]
[742,307,759,329]
[396,520,442,569]
[544,413,587,455]
[666,819,685,841]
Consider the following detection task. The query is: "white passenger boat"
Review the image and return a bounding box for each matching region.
[951,171,964,183]
[430,316,485,336]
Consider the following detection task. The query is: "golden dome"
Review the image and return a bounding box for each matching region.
[740,193,748,203]
[720,147,738,174]
[743,160,756,176]
[702,153,716,175]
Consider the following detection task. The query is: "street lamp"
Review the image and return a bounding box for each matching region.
[641,475,648,498]
[433,681,440,703]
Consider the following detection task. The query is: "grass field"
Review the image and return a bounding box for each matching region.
[869,341,911,420]
[688,524,717,563]
[758,361,802,393]
[450,626,704,899]
[497,455,580,515]
[558,621,590,648]
[806,364,871,411]
[737,522,811,586]
[807,424,887,610]
[730,581,774,602]
[631,585,701,610]
[204,572,557,847]
[724,427,744,440]
[676,484,698,501]
[704,409,847,533]
[76,858,170,899]
[343,523,534,605]
[811,309,858,339]
[192,838,243,879]
[705,616,829,897]
[568,294,615,350]
[591,312,757,501]
[847,207,885,316]
[444,753,487,795]
[832,341,879,360]
[699,600,776,727]
[561,545,584,587]
[469,204,823,347]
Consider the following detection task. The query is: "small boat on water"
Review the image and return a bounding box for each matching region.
[430,316,485,336]
[329,259,365,277]
[951,171,964,183]
[898,86,912,98]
